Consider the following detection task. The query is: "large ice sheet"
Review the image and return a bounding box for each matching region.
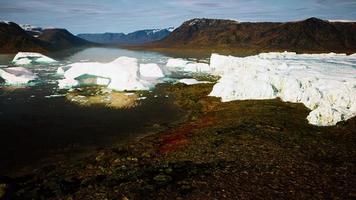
[208,52,356,126]
[12,52,57,65]
[0,67,37,84]
[58,57,152,91]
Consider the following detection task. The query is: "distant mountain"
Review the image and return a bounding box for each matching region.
[0,21,94,53]
[149,18,356,53]
[38,28,93,49]
[0,21,51,53]
[77,27,174,45]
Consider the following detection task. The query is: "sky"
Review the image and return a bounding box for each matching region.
[0,0,355,34]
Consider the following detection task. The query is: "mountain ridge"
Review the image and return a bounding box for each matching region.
[144,17,356,53]
[0,21,94,53]
[77,28,174,45]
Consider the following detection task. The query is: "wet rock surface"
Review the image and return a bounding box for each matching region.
[5,83,356,200]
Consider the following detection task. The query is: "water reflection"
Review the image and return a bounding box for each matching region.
[0,47,185,176]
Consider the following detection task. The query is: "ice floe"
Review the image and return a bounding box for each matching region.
[12,52,57,65]
[56,66,71,75]
[44,94,66,98]
[178,78,212,85]
[208,52,356,126]
[58,57,153,91]
[166,58,211,73]
[183,63,211,73]
[166,58,190,69]
[0,67,37,84]
[139,63,164,78]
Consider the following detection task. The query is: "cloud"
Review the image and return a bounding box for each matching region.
[0,0,110,15]
[168,0,228,8]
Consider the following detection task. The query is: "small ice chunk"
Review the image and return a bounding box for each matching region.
[166,58,190,68]
[75,74,111,86]
[184,63,211,73]
[166,58,211,73]
[56,66,71,75]
[139,63,164,78]
[0,67,37,84]
[178,78,211,85]
[58,78,79,89]
[12,52,57,65]
[45,94,66,98]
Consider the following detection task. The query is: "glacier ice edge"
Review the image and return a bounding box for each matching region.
[208,52,356,126]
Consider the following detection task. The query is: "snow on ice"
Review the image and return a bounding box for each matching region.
[11,50,353,126]
[0,67,37,84]
[178,78,212,85]
[58,57,154,91]
[12,52,57,65]
[139,63,164,78]
[166,58,212,73]
[208,52,356,126]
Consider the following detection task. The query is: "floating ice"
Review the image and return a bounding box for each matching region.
[0,67,37,84]
[139,63,164,78]
[166,58,212,73]
[12,52,57,65]
[166,58,190,69]
[178,78,212,85]
[58,57,152,91]
[183,63,211,73]
[56,66,71,75]
[44,94,66,98]
[208,52,356,126]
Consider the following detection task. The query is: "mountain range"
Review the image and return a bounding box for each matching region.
[147,17,356,53]
[77,27,174,45]
[1,18,356,54]
[0,21,93,53]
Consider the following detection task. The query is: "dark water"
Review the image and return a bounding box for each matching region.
[0,48,186,176]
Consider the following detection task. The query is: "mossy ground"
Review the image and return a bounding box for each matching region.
[2,83,356,200]
[66,87,139,109]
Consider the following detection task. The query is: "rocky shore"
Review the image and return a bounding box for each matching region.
[1,83,355,200]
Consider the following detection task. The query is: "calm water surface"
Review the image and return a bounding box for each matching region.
[0,47,193,176]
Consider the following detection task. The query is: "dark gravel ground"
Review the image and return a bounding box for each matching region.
[1,83,355,200]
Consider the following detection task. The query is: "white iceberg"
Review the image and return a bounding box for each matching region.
[58,57,151,91]
[183,63,211,73]
[139,63,164,78]
[12,52,57,65]
[0,67,37,84]
[178,78,212,85]
[56,66,71,75]
[166,58,190,69]
[166,58,211,73]
[208,52,356,126]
